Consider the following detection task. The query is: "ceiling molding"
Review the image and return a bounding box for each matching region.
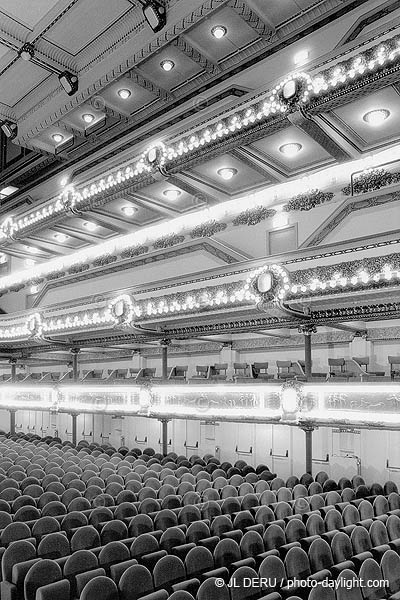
[228,0,275,39]
[172,36,220,74]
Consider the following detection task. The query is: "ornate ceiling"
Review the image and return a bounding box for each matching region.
[1,0,398,263]
[0,0,400,364]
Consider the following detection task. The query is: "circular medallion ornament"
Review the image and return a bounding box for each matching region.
[108,294,134,326]
[141,142,168,173]
[247,264,290,305]
[271,72,313,110]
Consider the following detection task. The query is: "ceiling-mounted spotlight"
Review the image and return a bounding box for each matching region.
[18,42,35,61]
[1,121,18,140]
[141,0,166,33]
[59,71,79,96]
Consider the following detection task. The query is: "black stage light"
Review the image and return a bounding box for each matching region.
[1,121,18,140]
[142,1,166,33]
[59,71,79,96]
[18,42,35,61]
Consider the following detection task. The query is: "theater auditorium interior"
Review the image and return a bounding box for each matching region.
[1,0,400,599]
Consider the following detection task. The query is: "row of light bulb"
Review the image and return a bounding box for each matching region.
[2,35,399,244]
[288,266,400,296]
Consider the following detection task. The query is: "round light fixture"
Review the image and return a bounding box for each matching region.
[363,109,390,126]
[60,176,69,187]
[83,221,97,232]
[52,133,64,144]
[163,189,181,201]
[211,26,227,39]
[256,272,273,294]
[30,285,39,295]
[282,80,298,100]
[54,233,68,242]
[19,42,35,61]
[122,205,136,217]
[279,143,302,157]
[160,59,175,72]
[82,113,95,124]
[25,246,38,254]
[217,167,237,181]
[118,88,131,100]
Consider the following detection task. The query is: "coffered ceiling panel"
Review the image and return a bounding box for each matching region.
[138,45,204,93]
[98,198,162,227]
[100,79,158,117]
[184,6,261,62]
[249,126,333,175]
[0,43,10,61]
[326,87,400,150]
[43,0,132,55]
[138,181,207,213]
[0,61,49,107]
[251,0,321,24]
[0,0,60,29]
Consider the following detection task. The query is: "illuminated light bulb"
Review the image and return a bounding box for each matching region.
[54,233,68,242]
[122,205,137,217]
[82,113,95,124]
[211,25,227,39]
[279,143,302,157]
[118,88,131,99]
[163,189,181,201]
[30,285,39,294]
[217,167,237,180]
[160,59,175,72]
[52,133,64,144]
[83,222,97,232]
[363,109,390,126]
[294,49,309,65]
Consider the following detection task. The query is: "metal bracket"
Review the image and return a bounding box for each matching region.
[235,446,253,455]
[386,459,400,471]
[135,435,148,444]
[313,454,330,464]
[158,438,172,446]
[270,449,289,459]
[184,441,199,449]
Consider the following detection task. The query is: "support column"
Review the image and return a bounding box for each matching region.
[70,348,80,382]
[9,410,16,435]
[71,413,78,446]
[301,425,314,475]
[298,324,317,381]
[9,358,17,383]
[160,418,170,457]
[160,339,171,380]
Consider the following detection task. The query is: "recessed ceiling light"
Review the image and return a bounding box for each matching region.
[363,109,390,126]
[60,177,69,187]
[54,233,68,242]
[25,259,35,267]
[52,133,64,144]
[217,167,238,181]
[82,113,95,124]
[163,189,181,201]
[294,49,309,65]
[25,245,39,254]
[0,186,18,197]
[279,143,302,157]
[122,205,137,216]
[30,285,39,295]
[83,221,97,232]
[211,26,227,39]
[160,59,175,72]
[118,89,131,100]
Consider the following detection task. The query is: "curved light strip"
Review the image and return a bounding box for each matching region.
[0,257,399,342]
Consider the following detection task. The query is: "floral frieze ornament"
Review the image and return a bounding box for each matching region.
[140,142,169,176]
[108,294,134,327]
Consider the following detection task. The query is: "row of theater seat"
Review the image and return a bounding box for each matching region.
[1,433,400,600]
